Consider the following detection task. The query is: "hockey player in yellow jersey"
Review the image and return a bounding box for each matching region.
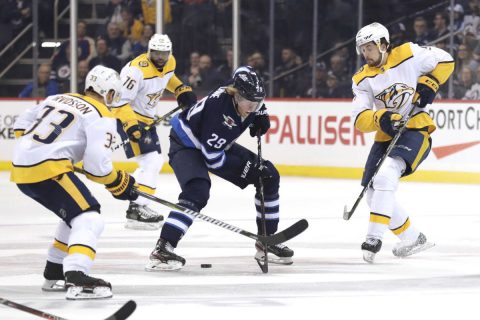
[11,65,139,299]
[112,33,197,230]
[352,22,454,263]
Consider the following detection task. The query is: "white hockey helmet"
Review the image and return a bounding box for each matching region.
[85,65,122,107]
[148,34,172,53]
[355,22,390,55]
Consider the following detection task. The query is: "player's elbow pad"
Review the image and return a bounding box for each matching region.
[354,109,376,133]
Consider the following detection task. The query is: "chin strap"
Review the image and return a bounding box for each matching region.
[375,45,389,68]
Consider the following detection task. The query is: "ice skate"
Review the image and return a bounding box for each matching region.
[392,232,435,257]
[145,238,186,271]
[42,261,66,292]
[125,202,164,230]
[361,238,382,263]
[64,271,112,300]
[255,241,294,265]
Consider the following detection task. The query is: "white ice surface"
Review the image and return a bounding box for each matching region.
[1,171,479,320]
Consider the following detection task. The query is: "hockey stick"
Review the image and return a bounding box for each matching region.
[143,105,183,131]
[343,104,418,221]
[109,105,183,152]
[0,297,136,320]
[134,188,308,246]
[255,133,269,273]
[72,167,308,245]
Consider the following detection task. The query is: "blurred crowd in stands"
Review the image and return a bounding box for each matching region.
[4,0,480,100]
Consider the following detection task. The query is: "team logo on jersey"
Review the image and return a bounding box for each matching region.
[375,83,415,110]
[139,60,149,67]
[146,90,164,107]
[222,114,237,129]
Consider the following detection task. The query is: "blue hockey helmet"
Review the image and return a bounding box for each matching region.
[233,66,266,102]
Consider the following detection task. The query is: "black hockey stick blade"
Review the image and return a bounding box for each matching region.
[259,219,309,245]
[255,257,269,273]
[104,300,137,320]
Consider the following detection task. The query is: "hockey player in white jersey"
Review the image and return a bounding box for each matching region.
[11,66,139,299]
[352,22,454,263]
[112,33,197,230]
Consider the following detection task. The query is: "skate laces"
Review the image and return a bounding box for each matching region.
[365,238,380,246]
[139,205,159,219]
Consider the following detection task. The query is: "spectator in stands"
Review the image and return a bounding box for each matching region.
[19,63,58,98]
[248,51,270,82]
[181,51,201,84]
[76,60,90,94]
[463,64,480,99]
[430,12,449,41]
[58,59,90,94]
[88,37,122,72]
[51,44,73,92]
[324,71,349,98]
[196,54,223,96]
[329,53,350,89]
[77,21,96,61]
[454,67,475,99]
[462,1,480,45]
[132,24,154,57]
[304,62,328,98]
[448,4,465,32]
[456,44,478,77]
[412,17,431,46]
[120,6,143,43]
[104,0,123,26]
[216,48,233,82]
[104,22,132,63]
[274,47,302,97]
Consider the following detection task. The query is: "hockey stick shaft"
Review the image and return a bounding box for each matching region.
[109,105,183,152]
[72,166,307,244]
[343,104,418,220]
[0,297,67,320]
[144,105,183,131]
[0,298,136,320]
[256,133,269,273]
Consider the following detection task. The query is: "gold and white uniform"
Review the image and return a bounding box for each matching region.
[351,42,454,247]
[11,93,119,185]
[113,53,183,126]
[352,42,454,142]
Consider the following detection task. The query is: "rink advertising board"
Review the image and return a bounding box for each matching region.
[1,98,480,183]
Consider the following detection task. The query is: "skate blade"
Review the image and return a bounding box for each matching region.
[254,252,293,265]
[145,260,183,271]
[125,219,162,231]
[393,242,435,258]
[65,286,112,300]
[41,279,66,292]
[362,250,376,264]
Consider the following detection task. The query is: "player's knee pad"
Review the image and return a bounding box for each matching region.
[137,151,164,174]
[255,160,280,195]
[372,157,405,191]
[70,211,104,238]
[179,178,211,211]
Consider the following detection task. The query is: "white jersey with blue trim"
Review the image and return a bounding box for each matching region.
[170,86,255,169]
